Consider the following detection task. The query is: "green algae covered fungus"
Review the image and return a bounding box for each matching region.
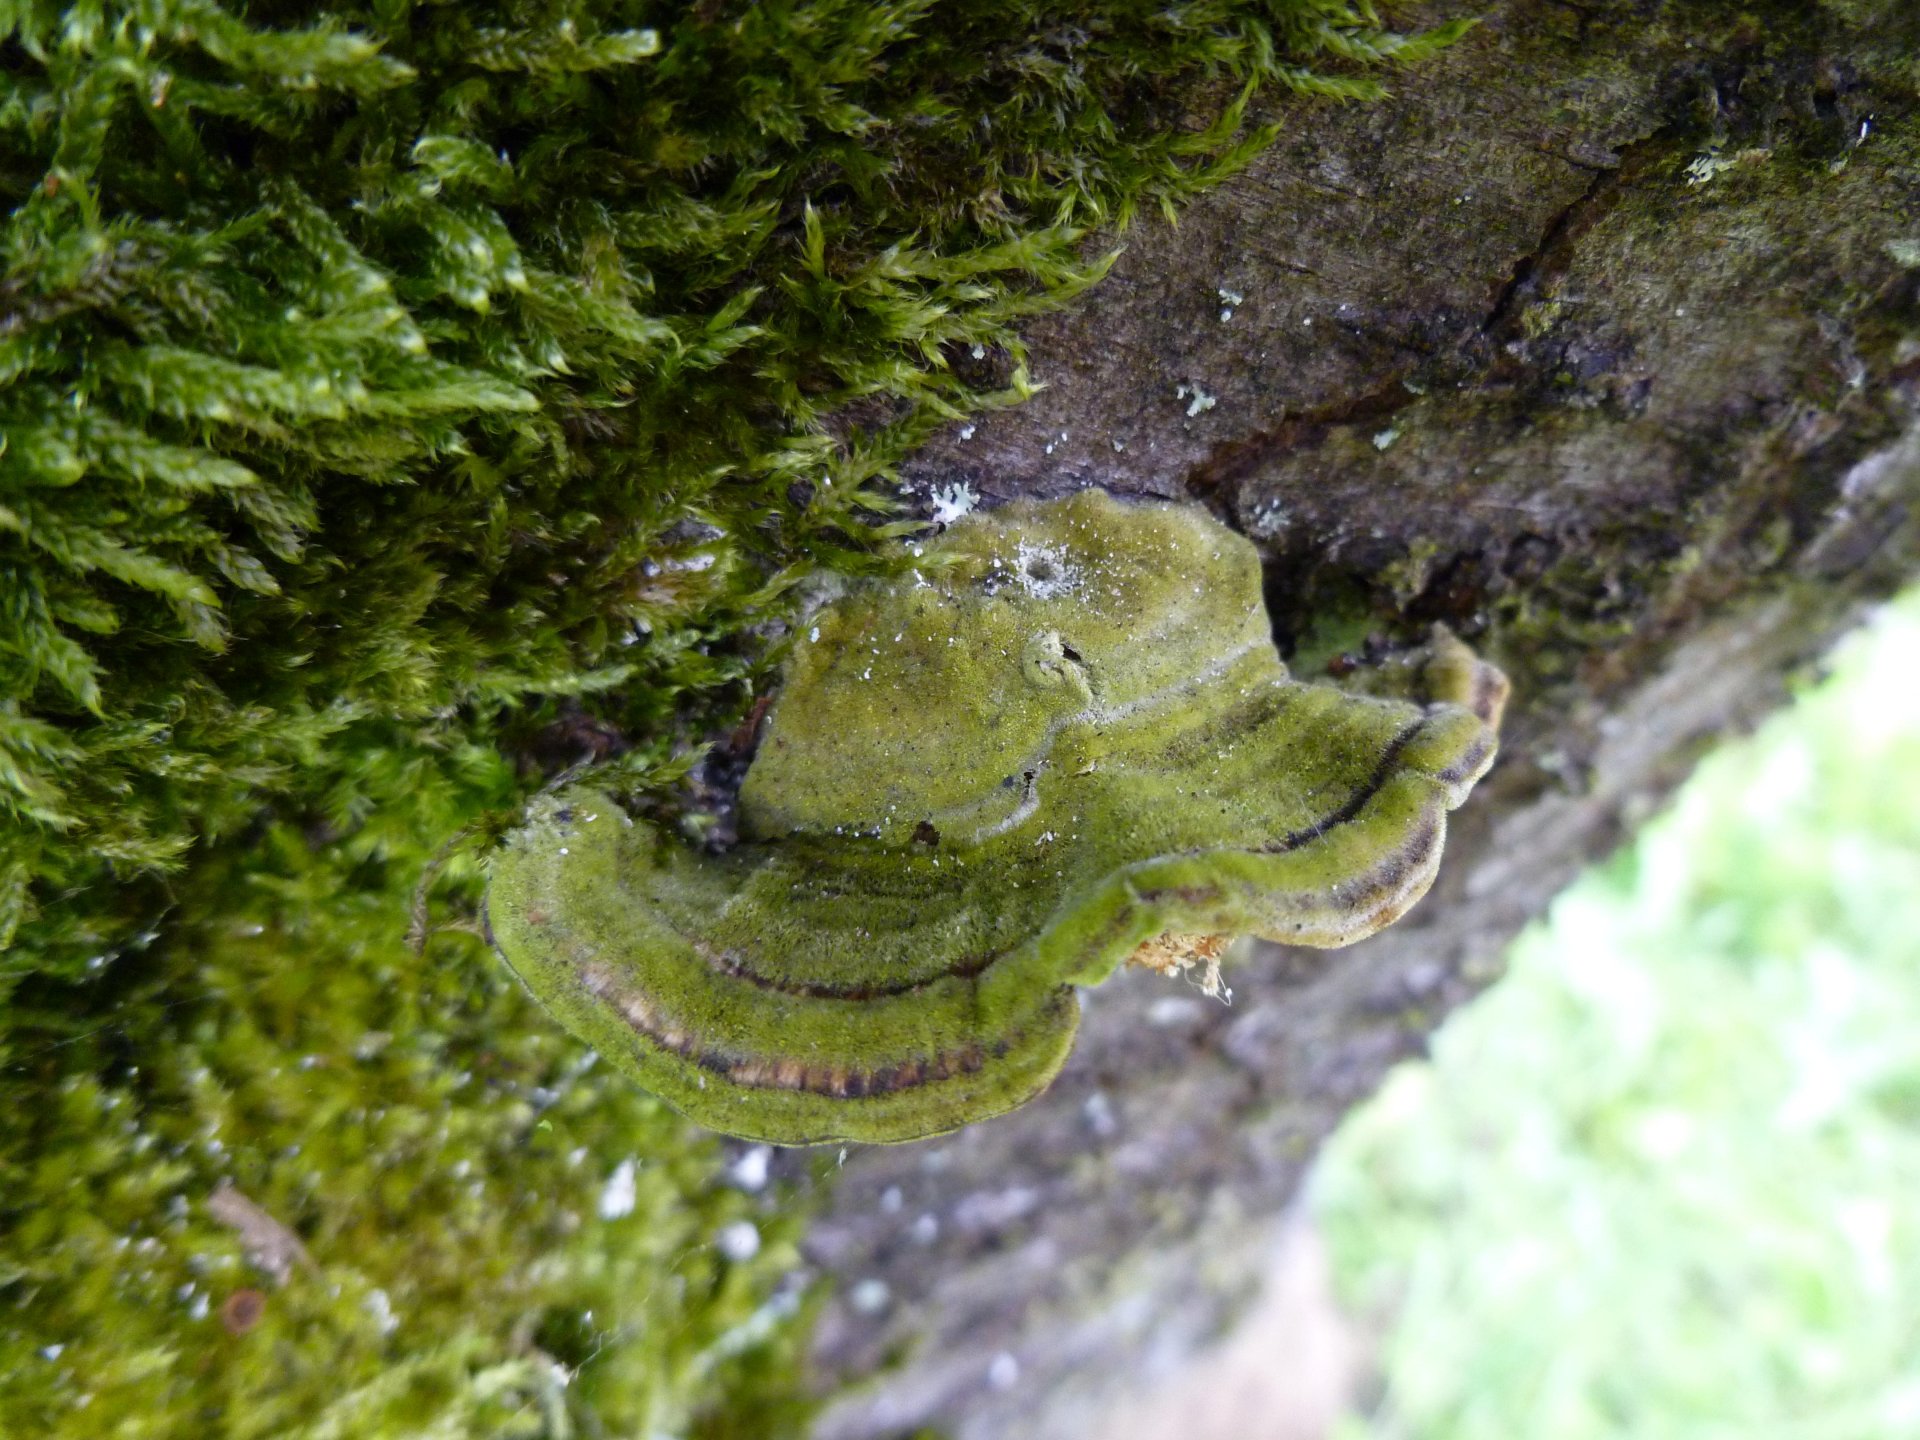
[488,491,1507,1146]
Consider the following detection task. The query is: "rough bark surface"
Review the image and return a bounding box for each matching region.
[798,4,1920,1435]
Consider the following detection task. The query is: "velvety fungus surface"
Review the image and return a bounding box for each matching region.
[489,492,1506,1145]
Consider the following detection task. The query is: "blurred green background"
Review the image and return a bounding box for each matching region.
[1313,588,1920,1440]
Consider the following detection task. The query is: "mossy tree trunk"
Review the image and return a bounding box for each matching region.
[800,4,1920,1435]
[8,3,1917,1434]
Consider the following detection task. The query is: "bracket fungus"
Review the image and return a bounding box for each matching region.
[487,490,1507,1146]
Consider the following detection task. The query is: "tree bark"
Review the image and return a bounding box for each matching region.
[796,4,1920,1435]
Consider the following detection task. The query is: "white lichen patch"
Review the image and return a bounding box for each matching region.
[1686,146,1770,186]
[1247,498,1292,539]
[929,481,978,526]
[1175,382,1217,418]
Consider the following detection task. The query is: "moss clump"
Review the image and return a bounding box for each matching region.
[2,2,1467,1432]
[2,820,820,1437]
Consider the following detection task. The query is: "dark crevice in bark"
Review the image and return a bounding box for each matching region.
[1477,162,1621,340]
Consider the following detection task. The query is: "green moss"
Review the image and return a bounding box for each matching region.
[1,815,821,1438]
[1,2,1469,1431]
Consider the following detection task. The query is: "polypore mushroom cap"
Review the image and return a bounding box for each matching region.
[487,489,1506,1145]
